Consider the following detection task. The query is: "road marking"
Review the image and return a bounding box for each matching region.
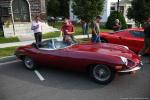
[34,70,45,81]
[0,60,21,66]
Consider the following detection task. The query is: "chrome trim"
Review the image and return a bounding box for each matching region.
[118,66,141,73]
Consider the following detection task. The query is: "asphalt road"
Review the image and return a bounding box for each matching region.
[0,57,150,100]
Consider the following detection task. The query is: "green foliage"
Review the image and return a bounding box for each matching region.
[47,0,60,17]
[47,0,69,18]
[106,11,128,29]
[0,46,18,58]
[72,0,105,21]
[127,0,150,25]
[0,37,19,44]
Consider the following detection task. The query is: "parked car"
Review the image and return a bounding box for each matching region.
[15,38,142,85]
[100,28,150,54]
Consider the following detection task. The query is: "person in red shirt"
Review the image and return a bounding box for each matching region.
[60,19,75,45]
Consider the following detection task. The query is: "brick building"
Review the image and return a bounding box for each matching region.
[0,0,46,22]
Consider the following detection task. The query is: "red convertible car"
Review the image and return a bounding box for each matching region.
[100,28,150,54]
[15,39,142,84]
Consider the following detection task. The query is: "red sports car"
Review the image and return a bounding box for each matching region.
[100,28,150,54]
[15,39,142,84]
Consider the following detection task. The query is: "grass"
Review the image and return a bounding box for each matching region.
[0,46,18,58]
[0,37,20,44]
[43,31,60,39]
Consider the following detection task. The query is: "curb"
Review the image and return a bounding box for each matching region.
[0,55,17,63]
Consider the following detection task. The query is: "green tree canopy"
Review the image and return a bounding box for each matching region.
[47,0,69,18]
[127,0,150,25]
[106,11,127,29]
[72,0,105,22]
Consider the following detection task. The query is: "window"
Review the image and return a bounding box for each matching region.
[110,6,116,13]
[0,7,9,17]
[119,6,124,14]
[12,0,30,22]
[110,2,116,14]
[130,31,144,38]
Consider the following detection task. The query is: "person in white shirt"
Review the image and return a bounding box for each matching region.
[31,15,43,47]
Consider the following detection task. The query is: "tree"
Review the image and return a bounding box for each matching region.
[72,0,105,21]
[47,0,69,18]
[47,0,60,17]
[127,0,150,26]
[106,11,127,29]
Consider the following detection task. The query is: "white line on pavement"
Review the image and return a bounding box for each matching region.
[34,70,45,81]
[0,60,21,66]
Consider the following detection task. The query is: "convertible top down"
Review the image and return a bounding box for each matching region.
[15,38,142,84]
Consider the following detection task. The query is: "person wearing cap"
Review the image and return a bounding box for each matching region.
[139,18,150,62]
[31,15,43,48]
[113,19,122,31]
[91,16,102,43]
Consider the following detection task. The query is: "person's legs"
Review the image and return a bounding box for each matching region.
[147,38,150,62]
[34,33,38,43]
[38,32,42,47]
[139,38,148,56]
[85,23,89,35]
[91,34,97,43]
[70,34,76,43]
[34,33,39,48]
[96,35,101,43]
[82,23,86,35]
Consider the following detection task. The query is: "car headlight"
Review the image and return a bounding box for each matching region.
[120,56,128,66]
[123,46,129,50]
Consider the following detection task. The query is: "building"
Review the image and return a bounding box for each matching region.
[69,0,135,27]
[0,0,46,22]
[0,0,57,38]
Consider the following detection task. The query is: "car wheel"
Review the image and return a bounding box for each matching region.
[89,64,115,85]
[101,38,108,43]
[24,56,36,70]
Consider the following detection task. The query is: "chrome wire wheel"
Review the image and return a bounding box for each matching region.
[93,65,111,82]
[89,64,115,84]
[24,56,35,70]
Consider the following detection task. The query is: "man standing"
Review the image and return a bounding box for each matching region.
[31,15,43,47]
[139,18,150,62]
[91,16,102,43]
[60,19,75,45]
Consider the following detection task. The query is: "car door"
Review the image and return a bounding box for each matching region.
[36,49,68,67]
[120,30,144,53]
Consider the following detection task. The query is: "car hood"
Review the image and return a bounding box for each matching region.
[67,43,139,61]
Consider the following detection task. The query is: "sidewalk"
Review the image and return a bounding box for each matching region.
[0,35,91,48]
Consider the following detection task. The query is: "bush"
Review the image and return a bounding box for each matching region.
[106,11,128,29]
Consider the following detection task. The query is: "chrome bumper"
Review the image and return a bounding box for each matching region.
[118,66,141,73]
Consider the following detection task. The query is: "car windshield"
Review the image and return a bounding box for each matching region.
[129,30,144,38]
[39,38,75,50]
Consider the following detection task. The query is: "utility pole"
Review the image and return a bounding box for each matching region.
[0,6,4,35]
[117,0,120,18]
